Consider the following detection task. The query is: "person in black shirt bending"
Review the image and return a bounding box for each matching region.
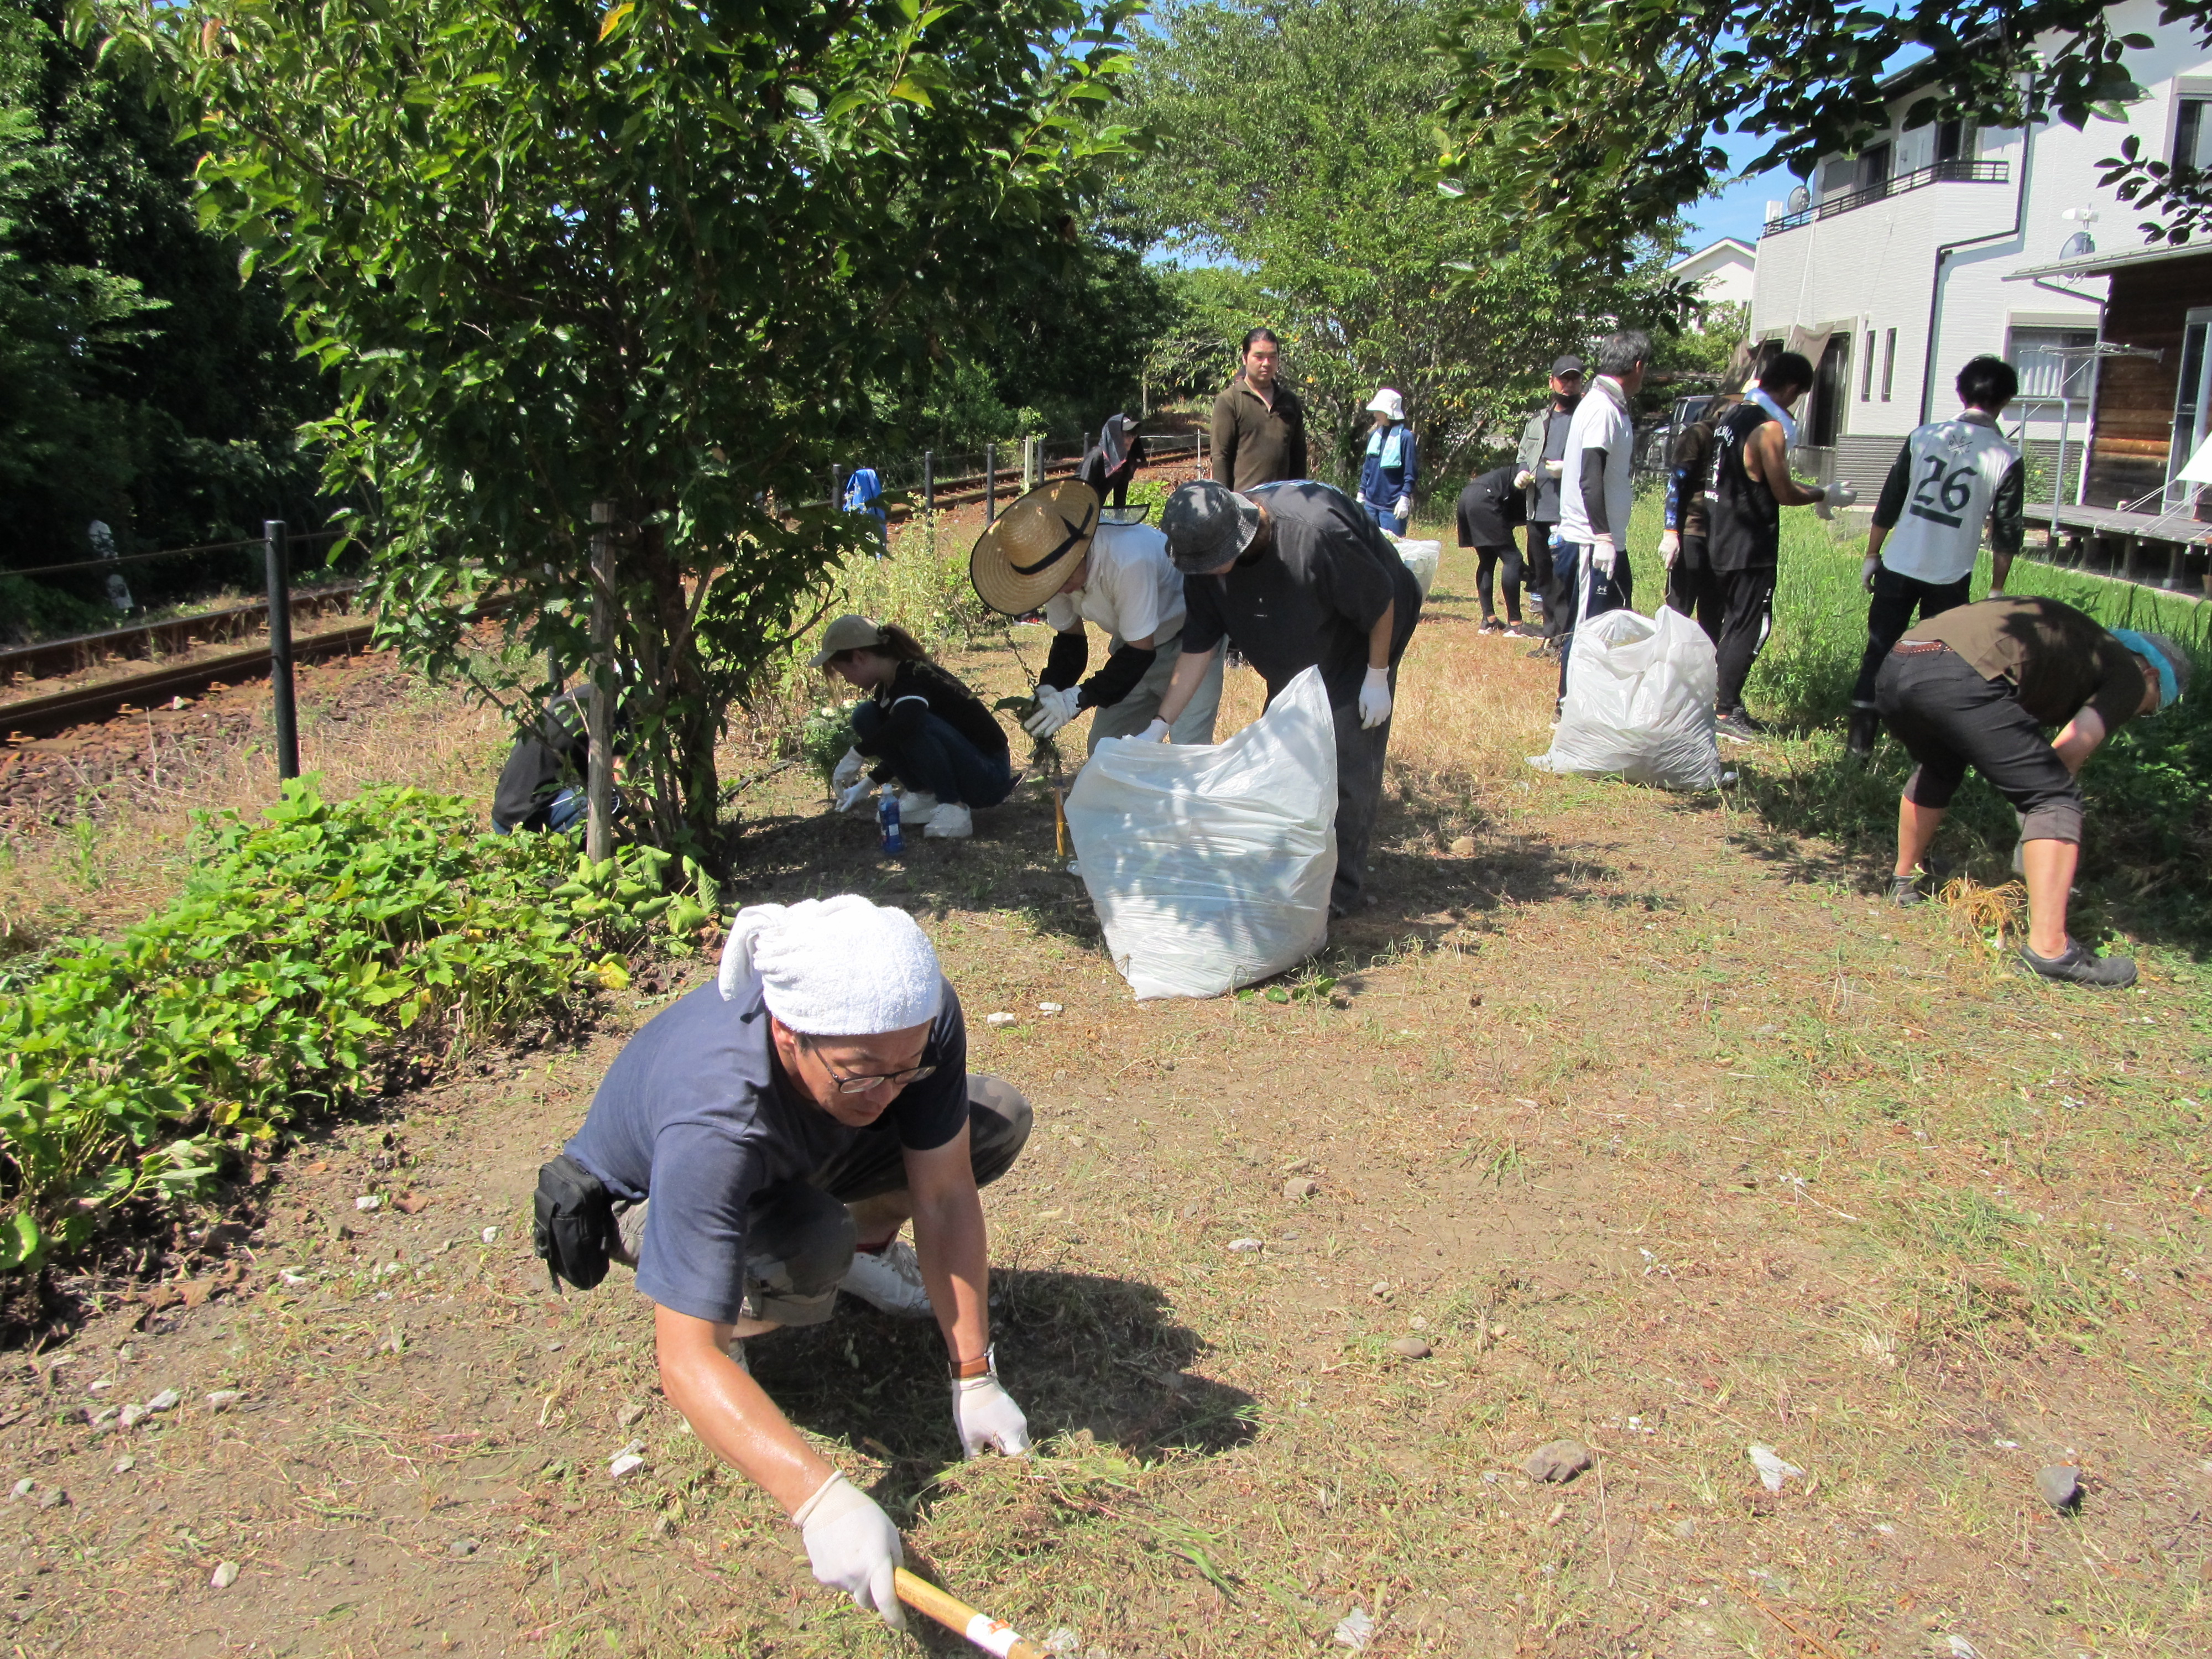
[814,614,1013,841]
[1455,463,1530,634]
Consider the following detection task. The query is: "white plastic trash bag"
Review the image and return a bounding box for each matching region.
[1531,606,1721,789]
[1066,666,1338,999]
[1389,536,1440,597]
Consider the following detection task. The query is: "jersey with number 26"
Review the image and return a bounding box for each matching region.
[1870,413,2023,585]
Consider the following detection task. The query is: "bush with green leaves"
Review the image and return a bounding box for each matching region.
[0,777,713,1273]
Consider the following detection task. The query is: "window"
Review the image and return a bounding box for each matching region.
[1936,119,1964,164]
[2008,328,2097,401]
[2174,99,2211,171]
[1858,142,1892,192]
[1862,330,1877,399]
[1881,330,1897,401]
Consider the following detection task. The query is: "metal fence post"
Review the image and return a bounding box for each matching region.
[985,444,996,525]
[830,464,843,513]
[586,502,616,864]
[263,519,299,781]
[922,450,934,514]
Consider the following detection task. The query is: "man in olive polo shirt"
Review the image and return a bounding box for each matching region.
[1209,327,1309,492]
[1874,596,2188,986]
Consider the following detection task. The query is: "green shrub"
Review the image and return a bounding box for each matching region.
[0,776,709,1272]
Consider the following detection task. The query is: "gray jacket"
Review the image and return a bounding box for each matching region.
[1515,400,1578,524]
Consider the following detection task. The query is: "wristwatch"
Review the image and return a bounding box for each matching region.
[949,1343,997,1381]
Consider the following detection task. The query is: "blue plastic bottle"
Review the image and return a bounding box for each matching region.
[878,789,904,854]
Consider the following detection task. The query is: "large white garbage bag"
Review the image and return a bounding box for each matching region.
[1530,606,1722,789]
[1066,665,1338,1000]
[1387,536,1441,597]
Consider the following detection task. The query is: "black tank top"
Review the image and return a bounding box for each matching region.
[1707,401,1780,572]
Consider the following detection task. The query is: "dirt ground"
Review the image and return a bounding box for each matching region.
[1,539,2207,1658]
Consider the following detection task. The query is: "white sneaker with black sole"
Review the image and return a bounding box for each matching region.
[922,802,972,838]
[894,790,940,826]
[840,1238,935,1316]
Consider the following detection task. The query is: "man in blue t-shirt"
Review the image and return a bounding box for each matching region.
[536,897,1032,1631]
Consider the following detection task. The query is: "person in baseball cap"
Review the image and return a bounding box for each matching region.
[1154,477,1422,916]
[1514,356,1587,645]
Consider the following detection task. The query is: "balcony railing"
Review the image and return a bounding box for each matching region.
[1762,159,2010,234]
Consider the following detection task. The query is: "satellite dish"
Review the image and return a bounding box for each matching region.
[1787,184,1812,213]
[2059,231,2096,260]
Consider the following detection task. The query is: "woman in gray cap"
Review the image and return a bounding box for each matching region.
[1148,478,1421,916]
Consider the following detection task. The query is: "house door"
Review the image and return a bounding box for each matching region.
[1806,333,1849,449]
[2171,307,2211,507]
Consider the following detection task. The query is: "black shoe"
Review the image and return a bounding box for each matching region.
[1479,617,1505,635]
[1714,708,1768,743]
[1846,707,1880,757]
[2019,938,2137,987]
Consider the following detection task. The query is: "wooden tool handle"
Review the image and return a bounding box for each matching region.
[894,1567,1050,1659]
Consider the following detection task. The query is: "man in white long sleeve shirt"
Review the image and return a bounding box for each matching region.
[1552,330,1649,707]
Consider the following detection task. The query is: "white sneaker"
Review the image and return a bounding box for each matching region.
[922,802,972,838]
[894,790,940,826]
[839,1239,934,1316]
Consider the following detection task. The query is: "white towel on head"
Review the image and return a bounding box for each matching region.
[716,895,943,1035]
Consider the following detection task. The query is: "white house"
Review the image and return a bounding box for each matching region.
[1668,237,1757,311]
[1748,0,2211,497]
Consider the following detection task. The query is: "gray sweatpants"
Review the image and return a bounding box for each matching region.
[1086,633,1225,751]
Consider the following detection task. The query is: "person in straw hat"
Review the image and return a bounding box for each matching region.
[970,477,1225,750]
[532,896,1035,1629]
[811,614,1013,840]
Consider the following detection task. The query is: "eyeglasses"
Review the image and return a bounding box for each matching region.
[808,1044,937,1094]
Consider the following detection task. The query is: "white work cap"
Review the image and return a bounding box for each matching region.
[717,896,943,1035]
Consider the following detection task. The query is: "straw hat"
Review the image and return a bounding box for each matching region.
[969,479,1102,615]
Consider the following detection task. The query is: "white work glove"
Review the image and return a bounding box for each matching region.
[1354,489,1368,505]
[834,778,871,814]
[830,747,864,790]
[1828,478,1858,509]
[1658,530,1680,568]
[1861,555,1879,593]
[794,1473,905,1629]
[1589,535,1616,578]
[1542,458,1563,478]
[1809,483,1833,520]
[953,1362,1031,1459]
[1392,495,1411,522]
[1357,665,1392,729]
[1140,717,1170,742]
[1514,469,1535,490]
[1021,684,1079,738]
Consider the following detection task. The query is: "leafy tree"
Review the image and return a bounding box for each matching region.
[1125,0,1681,492]
[93,0,1140,852]
[1436,0,2212,259]
[2,0,326,584]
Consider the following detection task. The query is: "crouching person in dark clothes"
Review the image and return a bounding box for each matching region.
[1875,598,2189,987]
[533,896,1032,1628]
[491,687,622,834]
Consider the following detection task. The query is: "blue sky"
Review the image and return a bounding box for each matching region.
[1679,133,1792,252]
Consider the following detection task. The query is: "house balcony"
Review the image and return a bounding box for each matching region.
[1761,159,2010,236]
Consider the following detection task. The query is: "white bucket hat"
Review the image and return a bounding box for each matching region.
[1365,388,1405,421]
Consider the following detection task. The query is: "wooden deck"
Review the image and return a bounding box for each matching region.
[2025,502,2211,597]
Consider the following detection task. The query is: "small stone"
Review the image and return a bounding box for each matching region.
[1328,989,1352,1009]
[88,1407,118,1433]
[1333,1605,1374,1651]
[985,1011,1017,1027]
[1226,1238,1262,1253]
[145,1389,180,1413]
[1388,1337,1433,1359]
[481,1227,499,1244]
[609,1452,646,1481]
[118,1402,149,1430]
[651,1514,673,1536]
[205,1390,243,1413]
[2037,1465,2081,1509]
[1036,1002,1063,1015]
[448,1537,479,1558]
[112,1457,135,1474]
[1672,1519,1695,1540]
[210,1561,239,1590]
[1284,1177,1319,1200]
[1468,993,1484,1008]
[35,1489,66,1511]
[7,1480,28,1500]
[1369,1280,1392,1300]
[1525,1440,1593,1484]
[355,1195,381,1213]
[1448,835,1476,857]
[617,1401,647,1428]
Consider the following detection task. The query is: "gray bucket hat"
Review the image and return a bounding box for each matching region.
[1161,481,1262,573]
